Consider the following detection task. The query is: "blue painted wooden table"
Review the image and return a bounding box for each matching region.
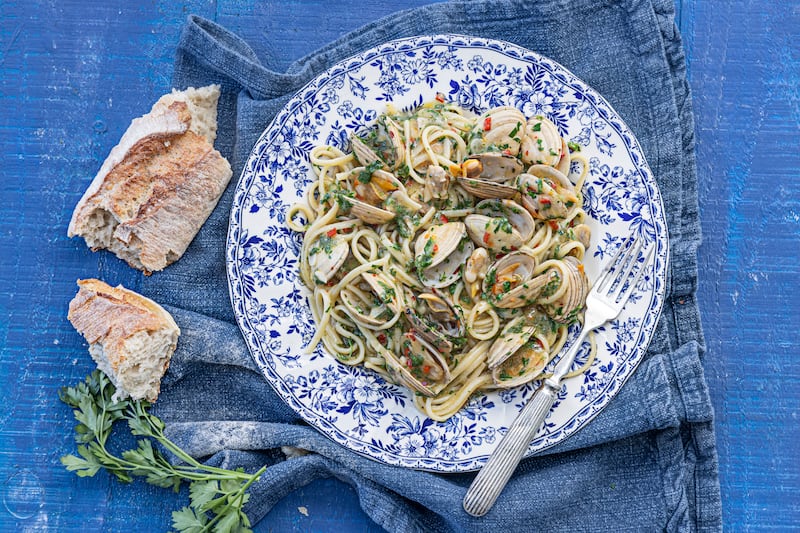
[1,0,798,530]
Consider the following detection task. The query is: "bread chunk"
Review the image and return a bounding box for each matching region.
[68,279,180,402]
[68,85,232,273]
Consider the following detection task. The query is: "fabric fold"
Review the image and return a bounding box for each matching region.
[139,0,721,530]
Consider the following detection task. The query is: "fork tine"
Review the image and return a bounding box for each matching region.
[616,243,654,303]
[594,233,636,293]
[609,236,644,300]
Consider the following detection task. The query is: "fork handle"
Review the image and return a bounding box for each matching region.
[462,378,560,517]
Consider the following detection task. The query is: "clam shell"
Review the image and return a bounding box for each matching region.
[486,316,537,368]
[547,256,589,324]
[415,222,466,269]
[340,271,400,329]
[464,214,524,254]
[349,198,396,224]
[475,198,535,242]
[403,290,465,353]
[351,136,385,168]
[457,177,520,200]
[482,252,559,309]
[309,237,349,283]
[469,106,526,155]
[520,115,563,166]
[383,332,452,396]
[491,337,549,388]
[419,238,474,288]
[462,152,525,183]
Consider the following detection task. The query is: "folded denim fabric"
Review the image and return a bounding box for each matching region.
[140,1,722,530]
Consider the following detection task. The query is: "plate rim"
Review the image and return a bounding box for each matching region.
[226,33,670,472]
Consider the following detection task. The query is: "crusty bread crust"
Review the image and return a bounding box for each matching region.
[68,85,232,273]
[68,279,180,401]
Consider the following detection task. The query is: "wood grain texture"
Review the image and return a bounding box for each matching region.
[0,0,798,531]
[679,0,800,529]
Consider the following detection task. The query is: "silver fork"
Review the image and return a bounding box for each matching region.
[463,234,654,517]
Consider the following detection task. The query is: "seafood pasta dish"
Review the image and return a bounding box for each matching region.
[287,98,594,421]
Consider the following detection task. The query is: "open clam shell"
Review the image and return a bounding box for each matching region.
[415,222,466,269]
[462,153,525,183]
[309,237,349,283]
[520,115,563,166]
[464,214,525,254]
[517,165,579,221]
[475,198,535,241]
[491,337,549,388]
[545,256,589,324]
[419,238,474,289]
[457,177,520,200]
[383,331,452,396]
[404,289,465,354]
[483,252,559,308]
[340,270,401,329]
[349,198,396,224]
[468,106,526,155]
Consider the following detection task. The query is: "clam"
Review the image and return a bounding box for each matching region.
[309,237,349,283]
[463,247,489,285]
[457,152,524,200]
[486,314,552,388]
[349,116,405,170]
[555,137,571,176]
[468,106,526,155]
[520,115,563,167]
[414,222,475,288]
[482,252,559,309]
[517,165,579,220]
[542,256,589,324]
[340,270,401,329]
[348,167,404,224]
[462,153,525,182]
[404,289,465,353]
[423,165,450,201]
[349,198,396,224]
[351,135,386,168]
[572,224,591,249]
[464,247,490,299]
[383,331,452,396]
[464,199,535,253]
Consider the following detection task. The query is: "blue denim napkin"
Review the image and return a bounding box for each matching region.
[140,1,722,530]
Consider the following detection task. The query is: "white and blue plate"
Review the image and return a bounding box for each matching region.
[226,35,669,472]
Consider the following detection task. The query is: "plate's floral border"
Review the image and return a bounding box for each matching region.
[227,35,669,472]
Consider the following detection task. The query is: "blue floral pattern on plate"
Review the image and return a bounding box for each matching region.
[226,35,669,472]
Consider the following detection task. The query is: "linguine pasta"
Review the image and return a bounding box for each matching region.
[287,97,596,421]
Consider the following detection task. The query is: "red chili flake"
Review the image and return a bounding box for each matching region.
[389,130,395,138]
[548,220,559,231]
[540,198,551,205]
[503,149,512,156]
[326,228,337,237]
[483,232,490,244]
[340,226,353,234]
[408,333,417,341]
[439,214,449,223]
[535,338,544,348]
[435,93,445,103]
[377,333,387,345]
[433,244,439,253]
[509,246,518,251]
[422,365,431,374]
[325,279,335,287]
[483,117,492,131]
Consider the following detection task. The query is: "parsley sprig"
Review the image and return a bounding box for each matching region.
[59,370,266,533]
